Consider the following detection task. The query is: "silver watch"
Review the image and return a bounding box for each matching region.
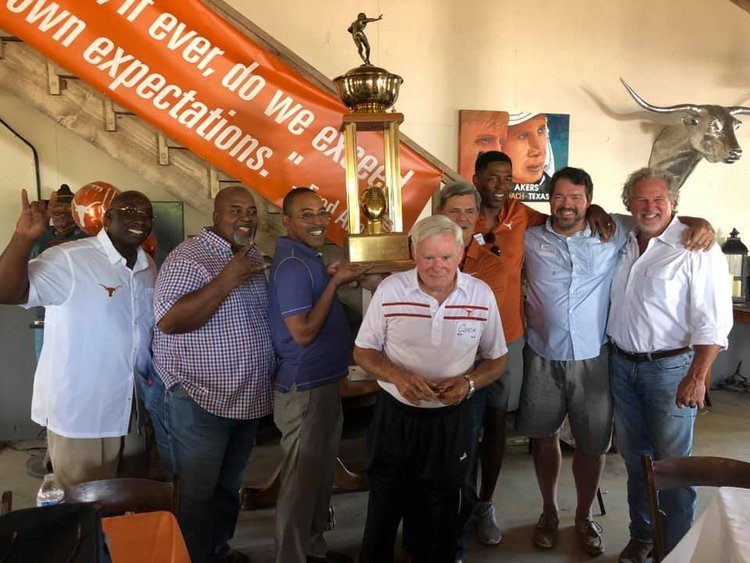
[462,375,476,400]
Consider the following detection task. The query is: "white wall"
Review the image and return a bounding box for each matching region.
[230,0,750,240]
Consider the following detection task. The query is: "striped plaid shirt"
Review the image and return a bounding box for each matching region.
[356,268,506,408]
[152,227,275,419]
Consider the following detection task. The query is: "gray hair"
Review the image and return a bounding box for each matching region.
[409,214,463,250]
[437,181,481,211]
[621,167,680,211]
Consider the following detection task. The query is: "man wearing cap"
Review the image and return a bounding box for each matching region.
[607,168,732,562]
[503,113,553,194]
[0,188,156,486]
[29,184,86,258]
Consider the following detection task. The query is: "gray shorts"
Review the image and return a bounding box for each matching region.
[516,344,613,456]
[486,337,524,412]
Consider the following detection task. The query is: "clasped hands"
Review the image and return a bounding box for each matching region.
[395,371,471,406]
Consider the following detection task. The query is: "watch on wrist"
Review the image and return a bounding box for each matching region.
[462,375,476,400]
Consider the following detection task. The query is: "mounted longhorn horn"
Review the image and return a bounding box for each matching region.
[620,78,701,115]
[620,78,749,190]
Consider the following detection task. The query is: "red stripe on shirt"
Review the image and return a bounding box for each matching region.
[445,305,489,311]
[384,313,433,319]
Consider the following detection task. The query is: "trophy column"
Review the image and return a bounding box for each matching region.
[341,112,411,272]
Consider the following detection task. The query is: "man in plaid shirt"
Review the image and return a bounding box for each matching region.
[151,185,275,563]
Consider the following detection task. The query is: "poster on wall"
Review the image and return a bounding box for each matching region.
[459,110,570,202]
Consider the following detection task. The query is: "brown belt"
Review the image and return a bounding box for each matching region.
[613,344,691,363]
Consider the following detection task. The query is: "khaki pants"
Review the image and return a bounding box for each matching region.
[47,427,148,487]
[274,382,343,563]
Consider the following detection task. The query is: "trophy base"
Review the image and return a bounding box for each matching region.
[346,233,413,273]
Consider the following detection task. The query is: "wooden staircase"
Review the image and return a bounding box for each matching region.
[0,35,288,252]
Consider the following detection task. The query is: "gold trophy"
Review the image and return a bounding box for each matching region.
[333,13,413,273]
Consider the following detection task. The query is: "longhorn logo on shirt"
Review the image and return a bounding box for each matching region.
[99,284,121,297]
[502,221,513,230]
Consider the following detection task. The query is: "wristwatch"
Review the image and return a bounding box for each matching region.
[462,375,476,400]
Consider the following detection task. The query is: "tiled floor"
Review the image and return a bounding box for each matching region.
[2,389,749,562]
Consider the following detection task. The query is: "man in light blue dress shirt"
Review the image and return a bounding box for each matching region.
[517,167,629,556]
[517,167,714,560]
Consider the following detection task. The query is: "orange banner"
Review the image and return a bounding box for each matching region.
[0,0,441,246]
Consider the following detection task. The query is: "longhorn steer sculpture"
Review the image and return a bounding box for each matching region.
[621,78,750,189]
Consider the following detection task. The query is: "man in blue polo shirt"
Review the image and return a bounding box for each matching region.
[268,187,370,563]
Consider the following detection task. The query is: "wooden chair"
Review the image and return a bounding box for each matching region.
[0,491,11,515]
[642,453,750,561]
[64,477,179,517]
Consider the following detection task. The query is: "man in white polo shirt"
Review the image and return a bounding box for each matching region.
[0,189,156,487]
[354,214,507,563]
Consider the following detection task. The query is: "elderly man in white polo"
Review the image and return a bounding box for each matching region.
[354,214,507,563]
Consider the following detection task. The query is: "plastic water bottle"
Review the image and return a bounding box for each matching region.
[36,473,65,506]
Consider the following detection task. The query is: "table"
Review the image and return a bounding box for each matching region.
[735,302,750,324]
[102,511,190,563]
[664,487,750,562]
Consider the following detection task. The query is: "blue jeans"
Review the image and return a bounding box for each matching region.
[137,371,172,478]
[164,384,259,563]
[610,351,697,552]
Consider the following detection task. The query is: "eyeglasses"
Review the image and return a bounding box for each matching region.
[297,210,332,223]
[485,232,501,256]
[110,206,154,220]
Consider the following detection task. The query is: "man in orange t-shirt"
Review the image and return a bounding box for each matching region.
[468,151,547,545]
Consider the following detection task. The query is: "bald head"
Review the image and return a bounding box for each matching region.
[212,185,258,250]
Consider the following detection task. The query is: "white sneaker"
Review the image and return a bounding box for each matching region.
[475,501,502,545]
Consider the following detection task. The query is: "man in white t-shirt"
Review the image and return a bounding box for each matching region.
[0,189,156,487]
[354,214,507,563]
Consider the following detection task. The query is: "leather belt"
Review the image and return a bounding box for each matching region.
[613,344,691,363]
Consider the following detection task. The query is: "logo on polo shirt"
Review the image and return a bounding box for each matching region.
[99,283,121,297]
[502,221,513,230]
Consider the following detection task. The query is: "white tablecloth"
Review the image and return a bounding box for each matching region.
[664,487,750,562]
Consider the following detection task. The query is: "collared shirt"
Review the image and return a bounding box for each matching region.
[23,229,156,438]
[152,227,274,420]
[474,199,546,341]
[607,216,733,353]
[462,237,507,312]
[268,236,351,392]
[525,214,630,360]
[355,268,507,408]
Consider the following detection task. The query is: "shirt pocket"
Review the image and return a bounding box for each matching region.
[643,262,681,303]
[453,320,484,348]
